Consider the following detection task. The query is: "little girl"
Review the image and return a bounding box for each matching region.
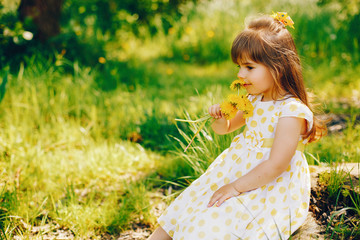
[148,13,326,240]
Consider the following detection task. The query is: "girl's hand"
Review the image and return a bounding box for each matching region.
[207,183,241,207]
[208,104,223,119]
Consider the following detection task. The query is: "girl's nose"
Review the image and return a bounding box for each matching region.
[237,68,245,78]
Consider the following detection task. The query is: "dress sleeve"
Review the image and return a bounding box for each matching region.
[279,99,314,134]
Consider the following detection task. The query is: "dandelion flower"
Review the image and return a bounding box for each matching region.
[230,78,245,91]
[98,57,106,64]
[220,101,237,120]
[241,95,254,118]
[227,94,243,108]
[243,107,254,118]
[223,92,254,120]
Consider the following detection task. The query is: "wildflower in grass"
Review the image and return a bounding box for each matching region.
[185,26,193,34]
[207,30,215,38]
[98,57,106,64]
[166,68,174,75]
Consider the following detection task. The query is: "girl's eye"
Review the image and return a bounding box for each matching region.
[246,66,253,70]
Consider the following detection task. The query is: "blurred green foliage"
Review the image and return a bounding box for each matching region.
[0,0,200,70]
[1,0,359,71]
[314,0,360,62]
[62,0,199,36]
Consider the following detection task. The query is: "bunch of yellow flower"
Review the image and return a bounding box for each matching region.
[176,78,254,152]
[221,78,254,119]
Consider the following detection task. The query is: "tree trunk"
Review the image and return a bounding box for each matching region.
[18,0,63,42]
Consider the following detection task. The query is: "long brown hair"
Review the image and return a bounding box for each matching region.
[231,15,326,142]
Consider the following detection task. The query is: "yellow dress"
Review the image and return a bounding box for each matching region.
[158,94,313,240]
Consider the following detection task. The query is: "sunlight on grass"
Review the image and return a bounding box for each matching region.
[305,63,360,112]
[308,117,360,163]
[0,63,166,237]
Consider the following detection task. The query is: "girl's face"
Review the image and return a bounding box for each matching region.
[237,59,276,101]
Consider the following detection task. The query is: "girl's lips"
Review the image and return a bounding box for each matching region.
[243,84,252,87]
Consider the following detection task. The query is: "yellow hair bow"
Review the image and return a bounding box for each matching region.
[271,12,295,29]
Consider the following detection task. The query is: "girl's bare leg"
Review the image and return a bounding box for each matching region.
[147,226,172,240]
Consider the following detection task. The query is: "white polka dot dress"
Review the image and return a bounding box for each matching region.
[158,94,313,240]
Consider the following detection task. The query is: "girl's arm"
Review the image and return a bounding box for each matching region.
[208,116,306,207]
[209,104,246,135]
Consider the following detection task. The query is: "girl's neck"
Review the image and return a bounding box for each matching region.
[261,90,289,102]
[260,94,273,102]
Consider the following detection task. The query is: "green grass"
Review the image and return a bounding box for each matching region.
[308,114,360,164]
[317,167,360,239]
[0,61,168,237]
